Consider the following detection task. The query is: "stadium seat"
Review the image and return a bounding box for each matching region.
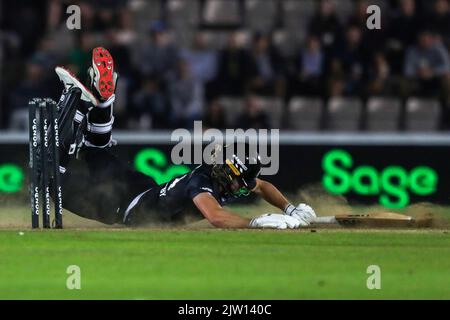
[132,0,162,32]
[326,97,363,131]
[166,0,200,47]
[202,0,242,24]
[282,0,316,30]
[288,97,323,131]
[218,96,283,128]
[167,0,200,28]
[256,96,284,128]
[335,0,353,22]
[272,29,305,56]
[370,0,389,11]
[366,97,401,131]
[9,109,29,131]
[217,96,245,126]
[201,30,251,49]
[280,0,313,49]
[245,0,279,31]
[198,31,227,49]
[405,98,441,131]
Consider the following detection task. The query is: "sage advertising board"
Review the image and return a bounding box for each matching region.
[0,141,449,209]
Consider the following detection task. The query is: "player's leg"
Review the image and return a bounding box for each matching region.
[54,48,157,224]
[84,47,117,148]
[54,66,100,162]
[68,47,154,222]
[61,146,156,224]
[54,47,117,160]
[53,86,82,169]
[84,48,164,226]
[122,187,165,226]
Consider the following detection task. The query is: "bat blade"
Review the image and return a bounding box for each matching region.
[311,212,415,228]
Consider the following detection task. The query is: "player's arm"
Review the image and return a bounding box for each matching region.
[252,178,290,211]
[252,178,317,223]
[193,193,251,228]
[192,192,300,229]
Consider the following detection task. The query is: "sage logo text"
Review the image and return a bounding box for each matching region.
[322,149,437,208]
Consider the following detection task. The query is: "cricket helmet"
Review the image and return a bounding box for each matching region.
[211,143,262,198]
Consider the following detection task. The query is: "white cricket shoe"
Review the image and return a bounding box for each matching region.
[55,66,99,106]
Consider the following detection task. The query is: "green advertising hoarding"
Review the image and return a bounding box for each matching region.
[0,163,23,193]
[0,143,448,209]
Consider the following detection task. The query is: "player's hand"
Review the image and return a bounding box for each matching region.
[249,213,304,229]
[284,203,317,225]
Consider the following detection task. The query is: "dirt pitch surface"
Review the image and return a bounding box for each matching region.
[1,202,450,299]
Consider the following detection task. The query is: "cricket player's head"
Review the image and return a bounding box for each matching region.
[211,143,262,198]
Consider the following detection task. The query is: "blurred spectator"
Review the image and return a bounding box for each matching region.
[10,61,51,107]
[181,32,218,84]
[9,60,52,129]
[29,36,62,74]
[169,59,204,128]
[74,2,97,32]
[389,0,421,47]
[327,58,346,97]
[308,0,343,53]
[203,99,227,130]
[105,28,133,76]
[328,81,345,97]
[247,33,286,97]
[291,36,324,96]
[131,76,166,130]
[301,37,324,78]
[332,25,366,95]
[47,0,64,32]
[386,0,422,74]
[348,0,386,54]
[428,0,450,46]
[367,52,395,96]
[347,0,369,28]
[104,10,137,122]
[114,9,138,47]
[235,95,270,129]
[95,8,118,31]
[2,2,46,56]
[69,32,96,81]
[30,36,62,97]
[137,21,179,81]
[404,29,450,96]
[216,32,249,96]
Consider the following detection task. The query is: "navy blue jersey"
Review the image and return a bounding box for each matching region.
[124,164,257,225]
[156,165,226,221]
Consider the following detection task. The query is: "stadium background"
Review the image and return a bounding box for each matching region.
[1,0,449,131]
[0,0,450,209]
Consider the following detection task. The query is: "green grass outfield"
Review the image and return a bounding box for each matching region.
[1,228,450,299]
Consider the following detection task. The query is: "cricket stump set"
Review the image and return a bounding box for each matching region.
[28,98,63,229]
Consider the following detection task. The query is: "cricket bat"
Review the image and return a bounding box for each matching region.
[310,212,416,228]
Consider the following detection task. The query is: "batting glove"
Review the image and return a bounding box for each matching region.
[284,203,317,225]
[249,213,304,229]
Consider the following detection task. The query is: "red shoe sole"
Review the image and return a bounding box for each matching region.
[92,47,115,100]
